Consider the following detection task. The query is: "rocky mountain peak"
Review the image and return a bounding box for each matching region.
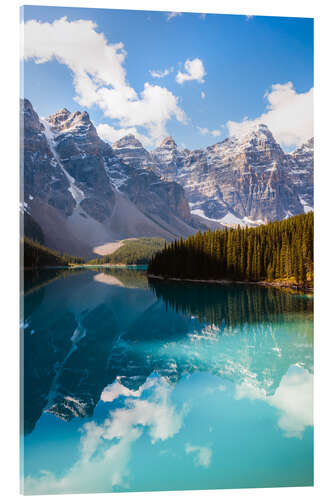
[110,134,155,172]
[159,136,177,149]
[47,107,71,126]
[46,108,93,134]
[243,123,277,145]
[113,134,144,150]
[72,110,90,122]
[21,98,43,132]
[255,123,270,132]
[292,137,314,155]
[151,136,186,180]
[306,137,314,148]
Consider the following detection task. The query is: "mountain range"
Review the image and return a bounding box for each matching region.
[22,99,313,257]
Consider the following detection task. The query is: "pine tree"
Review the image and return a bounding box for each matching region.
[148,212,313,288]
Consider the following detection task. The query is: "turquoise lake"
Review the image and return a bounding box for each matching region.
[21,268,313,494]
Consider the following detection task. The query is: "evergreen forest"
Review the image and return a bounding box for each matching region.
[148,212,313,287]
[24,237,85,268]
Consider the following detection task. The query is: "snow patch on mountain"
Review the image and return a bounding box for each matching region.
[191,208,261,227]
[299,196,313,213]
[41,118,85,204]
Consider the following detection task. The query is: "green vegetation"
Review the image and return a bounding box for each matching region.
[88,237,166,265]
[148,212,313,288]
[23,237,84,268]
[149,279,313,328]
[24,267,85,295]
[23,213,45,244]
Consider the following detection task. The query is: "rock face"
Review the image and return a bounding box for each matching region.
[22,100,200,257]
[147,124,314,225]
[112,134,156,171]
[287,137,314,212]
[22,98,313,257]
[151,136,188,179]
[22,99,75,218]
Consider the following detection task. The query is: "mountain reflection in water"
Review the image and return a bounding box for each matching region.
[22,268,313,494]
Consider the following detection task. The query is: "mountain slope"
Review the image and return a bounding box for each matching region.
[148,124,313,225]
[22,98,313,257]
[22,100,202,257]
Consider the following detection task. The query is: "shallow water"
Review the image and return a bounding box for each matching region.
[21,268,313,494]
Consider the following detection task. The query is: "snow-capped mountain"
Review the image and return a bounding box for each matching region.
[149,124,313,225]
[112,134,156,171]
[287,137,314,214]
[22,99,203,257]
[22,98,313,257]
[111,124,313,226]
[151,136,189,179]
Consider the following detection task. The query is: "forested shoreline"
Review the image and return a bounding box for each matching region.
[148,212,313,289]
[23,213,314,289]
[23,237,84,268]
[87,237,166,265]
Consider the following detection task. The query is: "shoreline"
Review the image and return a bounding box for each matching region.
[73,264,148,269]
[23,267,313,293]
[147,274,313,293]
[24,263,148,269]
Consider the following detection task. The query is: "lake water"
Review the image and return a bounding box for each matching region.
[21,268,313,494]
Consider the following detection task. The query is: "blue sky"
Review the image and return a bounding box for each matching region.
[22,6,313,150]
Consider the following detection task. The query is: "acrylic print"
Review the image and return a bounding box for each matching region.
[21,5,314,495]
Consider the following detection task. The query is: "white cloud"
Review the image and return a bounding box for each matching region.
[227,82,313,148]
[149,67,173,79]
[101,378,156,402]
[268,368,313,438]
[24,377,188,495]
[166,12,182,21]
[185,443,212,468]
[246,15,254,21]
[23,17,186,146]
[235,366,313,438]
[201,90,206,99]
[97,123,152,147]
[197,126,221,137]
[176,58,206,84]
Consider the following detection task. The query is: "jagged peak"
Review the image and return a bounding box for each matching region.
[207,136,237,150]
[239,123,279,148]
[49,107,71,119]
[21,98,43,131]
[159,136,177,148]
[255,123,269,131]
[206,124,277,154]
[291,137,314,155]
[59,107,70,114]
[45,107,94,135]
[47,107,92,124]
[21,98,36,116]
[300,136,314,149]
[248,123,274,138]
[72,110,90,120]
[22,98,33,109]
[113,134,144,149]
